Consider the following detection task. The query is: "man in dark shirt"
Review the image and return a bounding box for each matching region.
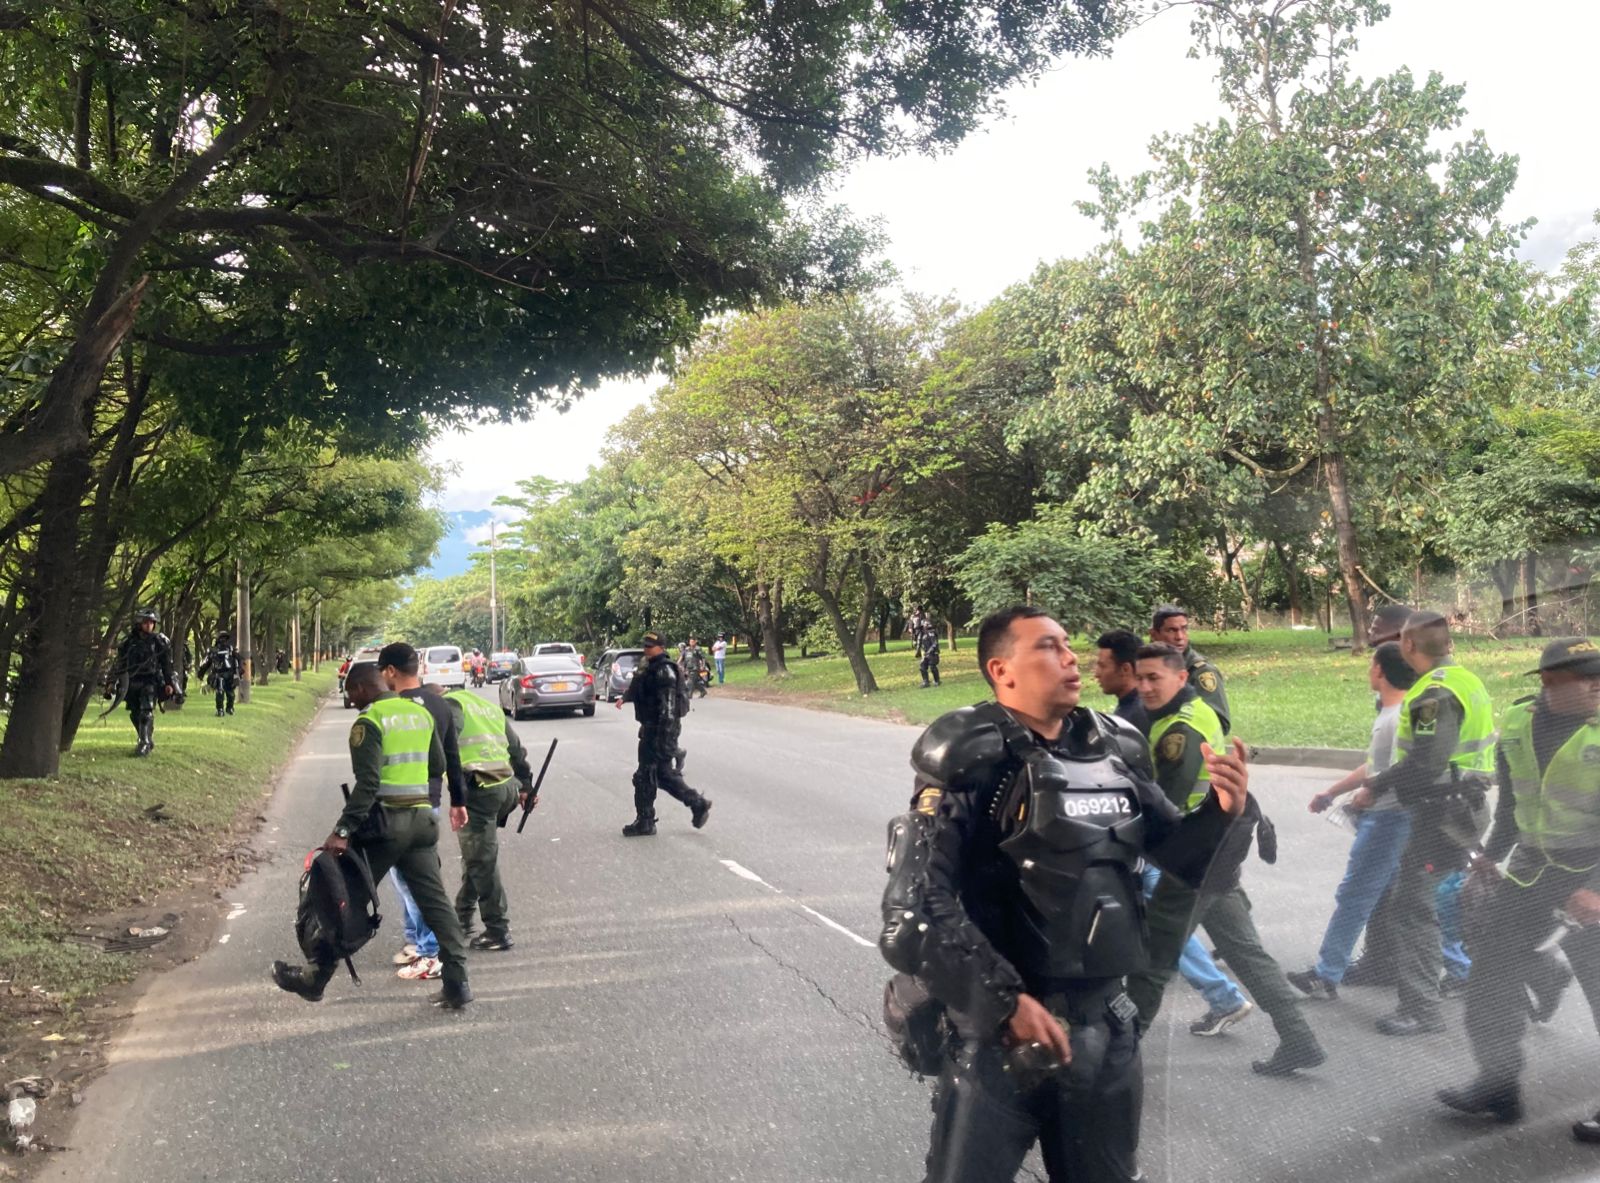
[1093,628,1149,734]
[623,632,712,837]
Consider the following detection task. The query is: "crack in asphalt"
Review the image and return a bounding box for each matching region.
[724,914,897,1054]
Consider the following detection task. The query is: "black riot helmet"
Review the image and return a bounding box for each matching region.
[135,607,159,625]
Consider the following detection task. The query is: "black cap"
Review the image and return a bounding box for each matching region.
[641,631,667,649]
[1528,638,1600,677]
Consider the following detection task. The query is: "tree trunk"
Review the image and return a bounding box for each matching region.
[1521,552,1540,637]
[875,596,890,654]
[811,560,878,695]
[757,577,787,676]
[1319,427,1368,650]
[236,563,253,703]
[0,580,21,710]
[312,599,322,671]
[0,451,94,777]
[1273,537,1299,624]
[1490,561,1518,629]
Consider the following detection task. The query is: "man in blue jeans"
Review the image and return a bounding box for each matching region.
[712,634,728,685]
[391,859,442,980]
[1289,642,1417,997]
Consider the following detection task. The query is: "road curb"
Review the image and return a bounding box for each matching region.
[1252,746,1364,770]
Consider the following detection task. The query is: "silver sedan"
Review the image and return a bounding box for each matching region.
[498,655,595,720]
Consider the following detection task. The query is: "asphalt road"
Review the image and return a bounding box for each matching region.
[39,688,1600,1183]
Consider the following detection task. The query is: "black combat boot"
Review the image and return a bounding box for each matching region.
[469,932,514,951]
[433,979,473,1009]
[691,798,713,830]
[1437,1080,1523,1123]
[1251,1034,1326,1077]
[270,961,325,1002]
[622,813,657,837]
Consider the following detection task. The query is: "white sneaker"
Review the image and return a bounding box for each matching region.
[397,955,442,981]
[392,944,420,966]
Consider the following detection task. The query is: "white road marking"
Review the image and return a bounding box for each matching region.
[217,934,230,945]
[226,906,246,920]
[719,860,875,948]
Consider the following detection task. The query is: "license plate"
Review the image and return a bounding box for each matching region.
[548,682,572,692]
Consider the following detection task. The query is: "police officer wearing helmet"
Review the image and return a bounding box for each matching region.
[197,630,241,717]
[623,632,712,837]
[1435,638,1600,1130]
[878,605,1251,1183]
[1149,604,1230,733]
[108,608,177,756]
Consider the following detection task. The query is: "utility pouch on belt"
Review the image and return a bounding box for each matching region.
[340,783,389,843]
[882,973,949,1077]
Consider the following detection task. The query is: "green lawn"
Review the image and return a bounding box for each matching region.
[0,671,334,1003]
[717,629,1550,750]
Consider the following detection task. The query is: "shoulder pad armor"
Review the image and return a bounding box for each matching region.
[910,703,1012,794]
[1096,710,1155,780]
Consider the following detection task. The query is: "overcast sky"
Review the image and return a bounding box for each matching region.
[427,0,1600,519]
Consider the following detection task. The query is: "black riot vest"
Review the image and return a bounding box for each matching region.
[988,709,1149,982]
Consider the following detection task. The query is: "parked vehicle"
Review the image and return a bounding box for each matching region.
[498,654,595,720]
[532,641,585,666]
[419,644,469,688]
[593,647,645,702]
[487,650,521,682]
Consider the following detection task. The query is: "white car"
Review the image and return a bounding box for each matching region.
[532,641,586,665]
[418,644,469,688]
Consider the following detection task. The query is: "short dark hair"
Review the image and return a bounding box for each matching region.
[1151,604,1188,630]
[378,641,419,674]
[1136,642,1186,672]
[1370,604,1414,644]
[1372,641,1416,691]
[345,663,384,692]
[1402,610,1452,660]
[1096,629,1141,669]
[976,605,1051,688]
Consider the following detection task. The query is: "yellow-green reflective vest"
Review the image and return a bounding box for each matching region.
[444,690,514,787]
[358,696,433,806]
[1149,695,1225,809]
[1503,698,1600,857]
[1395,662,1496,780]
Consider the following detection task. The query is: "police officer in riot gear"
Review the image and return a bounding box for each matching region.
[879,605,1251,1183]
[108,608,176,756]
[623,632,712,837]
[198,630,241,716]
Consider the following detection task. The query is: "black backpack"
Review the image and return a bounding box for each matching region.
[295,848,382,982]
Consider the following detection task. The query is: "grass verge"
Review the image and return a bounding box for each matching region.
[0,672,333,1007]
[716,629,1549,750]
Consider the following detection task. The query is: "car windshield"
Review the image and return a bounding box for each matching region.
[491,651,518,662]
[426,647,459,663]
[614,654,640,670]
[537,643,576,654]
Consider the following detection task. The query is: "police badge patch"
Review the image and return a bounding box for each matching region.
[1583,746,1600,766]
[1159,730,1186,763]
[349,722,367,748]
[1414,699,1438,735]
[1197,670,1219,694]
[915,786,943,816]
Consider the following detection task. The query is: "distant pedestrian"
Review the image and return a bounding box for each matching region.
[198,630,241,717]
[712,634,728,684]
[624,632,712,837]
[916,625,942,688]
[1150,604,1231,734]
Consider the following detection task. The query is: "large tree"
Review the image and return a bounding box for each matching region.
[1057,0,1527,647]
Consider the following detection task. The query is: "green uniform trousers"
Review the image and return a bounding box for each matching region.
[309,806,468,988]
[1128,877,1315,1045]
[456,780,517,938]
